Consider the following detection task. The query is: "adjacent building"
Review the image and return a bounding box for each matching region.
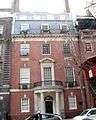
[76,16,96,108]
[0,17,12,120]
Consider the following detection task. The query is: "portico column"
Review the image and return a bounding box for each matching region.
[56,92,60,114]
[41,92,45,113]
[34,93,38,113]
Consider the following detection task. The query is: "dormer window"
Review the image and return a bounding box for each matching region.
[0,25,3,35]
[60,24,69,33]
[41,24,50,33]
[20,24,29,33]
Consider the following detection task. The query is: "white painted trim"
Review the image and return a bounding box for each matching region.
[10,89,33,92]
[39,57,55,63]
[21,97,30,113]
[42,43,51,55]
[0,92,10,95]
[40,62,55,86]
[68,95,77,110]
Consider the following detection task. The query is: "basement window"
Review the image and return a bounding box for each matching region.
[68,96,77,110]
[21,97,30,112]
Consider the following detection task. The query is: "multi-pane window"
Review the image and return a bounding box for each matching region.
[0,25,3,34]
[20,24,29,31]
[66,67,74,82]
[21,97,30,112]
[42,44,51,54]
[63,43,71,57]
[0,44,2,56]
[20,68,30,89]
[44,67,52,85]
[85,43,92,51]
[68,96,77,110]
[44,67,52,81]
[20,68,30,83]
[20,44,30,56]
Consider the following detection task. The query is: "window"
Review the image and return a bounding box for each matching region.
[66,67,75,87]
[42,44,51,54]
[20,44,30,56]
[85,43,92,51]
[66,67,74,81]
[20,68,30,83]
[63,43,71,57]
[44,67,52,85]
[44,67,52,81]
[0,44,2,56]
[20,24,29,31]
[89,70,93,78]
[20,68,30,89]
[68,96,77,110]
[60,24,69,33]
[0,25,3,35]
[21,97,30,112]
[41,24,49,32]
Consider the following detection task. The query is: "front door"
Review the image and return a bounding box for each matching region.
[45,100,53,113]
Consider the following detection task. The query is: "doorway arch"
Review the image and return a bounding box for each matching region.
[44,96,53,113]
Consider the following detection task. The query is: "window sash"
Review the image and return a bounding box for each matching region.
[20,44,30,56]
[68,96,77,110]
[20,68,30,83]
[44,67,52,81]
[21,98,29,112]
[42,44,50,54]
[63,43,70,56]
[66,67,74,82]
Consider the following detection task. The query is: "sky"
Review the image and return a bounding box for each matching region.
[0,0,92,18]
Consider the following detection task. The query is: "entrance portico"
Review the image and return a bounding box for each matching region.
[34,90,64,115]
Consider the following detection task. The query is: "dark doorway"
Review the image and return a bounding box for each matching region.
[45,100,53,113]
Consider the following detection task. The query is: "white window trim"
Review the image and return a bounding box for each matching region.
[42,43,51,55]
[20,68,30,84]
[41,62,55,86]
[0,25,3,34]
[68,96,77,110]
[41,24,49,30]
[21,97,30,112]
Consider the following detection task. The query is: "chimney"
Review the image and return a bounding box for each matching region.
[11,0,19,13]
[65,0,70,13]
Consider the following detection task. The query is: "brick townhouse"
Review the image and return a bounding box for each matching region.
[0,17,12,120]
[9,10,87,120]
[8,0,96,120]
